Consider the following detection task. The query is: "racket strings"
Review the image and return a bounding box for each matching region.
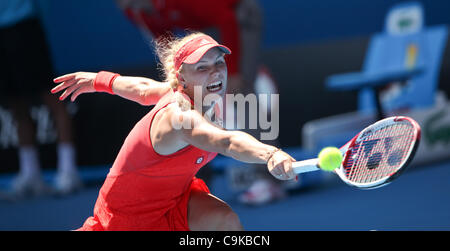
[357,123,413,183]
[345,122,415,184]
[353,125,401,183]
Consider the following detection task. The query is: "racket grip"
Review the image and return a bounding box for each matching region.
[292,159,320,174]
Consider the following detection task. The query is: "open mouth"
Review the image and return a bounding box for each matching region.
[206,81,223,92]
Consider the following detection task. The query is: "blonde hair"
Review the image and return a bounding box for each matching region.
[154,31,206,89]
[155,32,208,111]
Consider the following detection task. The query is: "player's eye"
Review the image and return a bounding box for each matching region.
[196,65,207,71]
[216,57,225,65]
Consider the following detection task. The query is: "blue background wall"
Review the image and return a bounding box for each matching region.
[38,0,450,74]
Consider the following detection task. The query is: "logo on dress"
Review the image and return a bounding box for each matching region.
[196,156,204,164]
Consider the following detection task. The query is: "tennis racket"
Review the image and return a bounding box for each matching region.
[293,116,421,189]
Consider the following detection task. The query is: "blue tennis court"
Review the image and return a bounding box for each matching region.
[1,157,449,231]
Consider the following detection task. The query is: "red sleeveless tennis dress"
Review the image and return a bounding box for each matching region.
[78,89,217,230]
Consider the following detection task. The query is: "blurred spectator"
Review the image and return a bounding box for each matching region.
[0,0,81,198]
[116,0,288,205]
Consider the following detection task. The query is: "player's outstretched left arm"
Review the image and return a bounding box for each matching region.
[52,71,171,106]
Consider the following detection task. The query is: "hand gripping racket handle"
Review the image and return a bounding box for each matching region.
[292,159,320,174]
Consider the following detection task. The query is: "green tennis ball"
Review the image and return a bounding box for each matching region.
[318,147,343,171]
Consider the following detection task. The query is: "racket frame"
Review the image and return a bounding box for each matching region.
[293,116,421,189]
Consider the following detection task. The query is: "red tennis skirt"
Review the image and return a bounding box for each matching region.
[77,177,210,231]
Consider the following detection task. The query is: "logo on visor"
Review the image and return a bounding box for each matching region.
[199,39,209,46]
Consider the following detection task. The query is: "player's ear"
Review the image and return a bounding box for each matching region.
[177,72,187,89]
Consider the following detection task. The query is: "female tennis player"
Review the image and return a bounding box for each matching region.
[52,32,296,230]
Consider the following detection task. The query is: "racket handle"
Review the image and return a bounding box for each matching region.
[292,159,320,174]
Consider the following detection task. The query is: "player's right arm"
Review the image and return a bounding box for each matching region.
[52,72,171,106]
[154,105,296,180]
